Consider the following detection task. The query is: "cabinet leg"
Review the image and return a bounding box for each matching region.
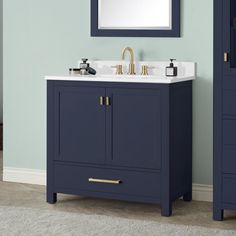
[161,202,172,217]
[47,192,57,204]
[183,192,192,202]
[213,207,224,221]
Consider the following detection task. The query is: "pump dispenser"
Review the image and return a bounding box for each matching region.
[166,59,178,77]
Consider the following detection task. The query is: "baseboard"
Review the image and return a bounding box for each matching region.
[3,167,46,186]
[3,167,213,202]
[192,184,213,202]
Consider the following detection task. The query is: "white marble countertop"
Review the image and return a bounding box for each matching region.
[45,74,195,84]
[45,60,196,84]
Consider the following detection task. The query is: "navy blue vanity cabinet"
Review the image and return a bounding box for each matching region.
[214,0,236,221]
[47,81,192,217]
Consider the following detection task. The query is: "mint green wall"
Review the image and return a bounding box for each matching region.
[3,0,213,185]
[0,0,2,123]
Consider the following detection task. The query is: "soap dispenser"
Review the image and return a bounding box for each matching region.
[166,59,178,77]
[78,58,96,75]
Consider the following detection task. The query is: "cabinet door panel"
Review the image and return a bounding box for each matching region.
[54,86,106,164]
[223,0,236,75]
[223,90,236,115]
[223,147,236,174]
[223,119,236,145]
[107,88,161,169]
[223,175,236,204]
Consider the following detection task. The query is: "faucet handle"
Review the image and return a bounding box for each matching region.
[111,65,123,75]
[141,65,155,76]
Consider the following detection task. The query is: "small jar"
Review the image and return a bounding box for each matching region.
[69,68,81,76]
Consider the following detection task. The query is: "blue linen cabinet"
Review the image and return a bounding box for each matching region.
[47,80,192,217]
[214,0,236,221]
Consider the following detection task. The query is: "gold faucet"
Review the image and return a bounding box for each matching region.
[122,47,136,75]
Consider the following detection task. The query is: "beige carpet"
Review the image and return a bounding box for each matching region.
[0,206,235,236]
[0,150,236,234]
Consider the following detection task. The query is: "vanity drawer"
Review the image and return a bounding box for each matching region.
[54,163,160,198]
[222,175,236,204]
[223,147,236,174]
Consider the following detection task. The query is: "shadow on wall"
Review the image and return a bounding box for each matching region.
[192,74,213,185]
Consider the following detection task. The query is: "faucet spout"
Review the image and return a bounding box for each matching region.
[122,47,136,75]
[122,47,134,64]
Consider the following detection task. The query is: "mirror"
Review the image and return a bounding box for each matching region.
[99,0,171,30]
[91,0,180,37]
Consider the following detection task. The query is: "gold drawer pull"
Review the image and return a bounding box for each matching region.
[88,178,121,185]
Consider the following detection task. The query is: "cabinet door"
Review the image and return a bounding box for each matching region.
[54,86,106,164]
[106,88,161,169]
[223,0,236,75]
